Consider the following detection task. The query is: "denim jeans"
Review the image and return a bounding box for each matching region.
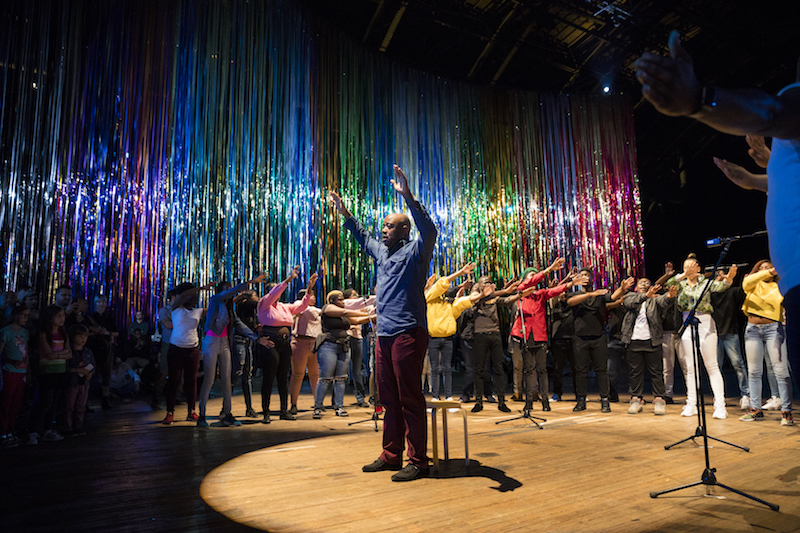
[199,334,232,417]
[349,337,367,402]
[314,341,351,409]
[716,333,749,397]
[428,336,454,398]
[745,321,792,412]
[233,339,254,410]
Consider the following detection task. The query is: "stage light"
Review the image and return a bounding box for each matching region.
[603,86,610,93]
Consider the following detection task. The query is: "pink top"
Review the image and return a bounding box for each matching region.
[205,329,228,338]
[343,295,376,339]
[257,281,312,327]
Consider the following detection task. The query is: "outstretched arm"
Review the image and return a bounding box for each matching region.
[392,165,437,251]
[712,158,768,192]
[172,282,214,310]
[331,191,383,259]
[635,31,800,139]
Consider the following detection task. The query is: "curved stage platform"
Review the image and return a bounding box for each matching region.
[199,397,800,533]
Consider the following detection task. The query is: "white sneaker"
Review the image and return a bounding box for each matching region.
[712,406,728,419]
[740,396,750,410]
[42,430,65,442]
[627,397,643,414]
[27,432,39,445]
[445,397,454,401]
[762,397,781,410]
[680,405,697,417]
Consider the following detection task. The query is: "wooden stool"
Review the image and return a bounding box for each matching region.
[426,399,469,471]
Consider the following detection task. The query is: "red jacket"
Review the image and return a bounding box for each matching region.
[510,272,570,343]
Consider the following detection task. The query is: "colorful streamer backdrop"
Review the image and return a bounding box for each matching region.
[0,0,644,326]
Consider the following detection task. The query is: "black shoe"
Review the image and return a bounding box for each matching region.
[363,458,402,472]
[279,411,296,421]
[261,414,271,424]
[498,403,511,413]
[665,396,675,405]
[356,401,371,408]
[573,397,587,412]
[541,397,551,412]
[471,402,483,413]
[102,398,113,410]
[608,389,619,403]
[601,397,611,413]
[391,464,429,482]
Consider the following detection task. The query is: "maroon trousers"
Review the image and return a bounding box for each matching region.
[376,327,429,467]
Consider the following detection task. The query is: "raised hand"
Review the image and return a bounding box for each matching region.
[328,191,352,218]
[547,257,566,272]
[285,265,300,284]
[390,165,411,198]
[593,288,610,296]
[621,277,636,291]
[483,283,496,297]
[425,274,437,292]
[746,135,770,168]
[572,272,590,287]
[668,285,678,298]
[726,264,738,281]
[252,272,267,284]
[635,31,702,117]
[460,262,477,277]
[306,272,319,292]
[646,284,662,298]
[664,262,674,277]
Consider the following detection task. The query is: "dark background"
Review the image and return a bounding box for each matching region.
[302,0,800,278]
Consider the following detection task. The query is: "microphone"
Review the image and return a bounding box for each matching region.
[706,230,768,248]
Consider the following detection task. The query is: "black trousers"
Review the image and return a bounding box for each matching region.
[473,332,506,402]
[573,335,609,398]
[551,337,575,397]
[626,340,666,398]
[258,327,292,414]
[511,336,548,409]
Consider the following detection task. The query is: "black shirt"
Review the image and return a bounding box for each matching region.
[550,299,574,339]
[711,286,745,336]
[569,291,613,337]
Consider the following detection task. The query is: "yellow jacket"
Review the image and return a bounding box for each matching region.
[426,277,473,338]
[742,269,783,322]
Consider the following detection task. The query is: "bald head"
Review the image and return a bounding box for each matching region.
[381,212,411,249]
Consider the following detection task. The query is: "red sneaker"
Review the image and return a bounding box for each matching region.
[186,411,199,421]
[162,412,174,425]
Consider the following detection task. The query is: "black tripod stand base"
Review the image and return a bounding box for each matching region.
[650,468,779,511]
[495,410,546,429]
[348,410,382,432]
[665,426,750,452]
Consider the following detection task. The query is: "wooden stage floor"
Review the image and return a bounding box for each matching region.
[3,391,799,533]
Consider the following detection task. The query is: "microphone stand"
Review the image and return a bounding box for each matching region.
[497,296,546,429]
[650,242,778,511]
[349,317,381,432]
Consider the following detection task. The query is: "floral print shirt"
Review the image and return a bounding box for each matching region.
[666,275,730,314]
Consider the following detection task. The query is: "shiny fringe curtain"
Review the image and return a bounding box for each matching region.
[0,0,644,325]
